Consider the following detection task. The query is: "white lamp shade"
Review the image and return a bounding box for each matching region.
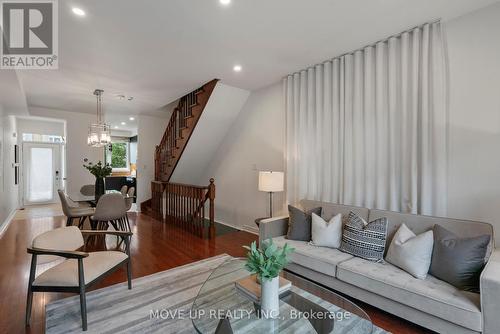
[258,171,284,192]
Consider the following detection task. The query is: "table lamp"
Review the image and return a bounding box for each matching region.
[258,171,284,217]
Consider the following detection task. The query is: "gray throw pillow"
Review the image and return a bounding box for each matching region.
[340,212,388,263]
[429,224,490,292]
[286,205,321,241]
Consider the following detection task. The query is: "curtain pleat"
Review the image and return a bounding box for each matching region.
[284,22,448,216]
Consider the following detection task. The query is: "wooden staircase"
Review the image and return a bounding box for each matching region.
[155,79,218,182]
[142,79,219,237]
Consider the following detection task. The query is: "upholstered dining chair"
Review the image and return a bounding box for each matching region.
[125,187,135,211]
[58,190,95,228]
[80,184,95,196]
[120,185,128,196]
[91,193,129,231]
[25,226,132,331]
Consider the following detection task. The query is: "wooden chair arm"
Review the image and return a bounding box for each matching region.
[27,247,89,259]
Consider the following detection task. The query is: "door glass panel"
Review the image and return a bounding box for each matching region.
[27,147,53,202]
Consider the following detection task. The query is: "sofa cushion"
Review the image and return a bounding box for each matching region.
[273,236,353,277]
[385,223,434,279]
[337,257,482,331]
[340,212,388,263]
[33,251,128,287]
[286,205,322,241]
[430,224,490,292]
[311,213,342,248]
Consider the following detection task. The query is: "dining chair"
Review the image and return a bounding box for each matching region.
[91,193,129,231]
[124,187,136,231]
[80,184,95,196]
[125,187,135,211]
[25,226,132,331]
[120,185,128,196]
[58,190,94,228]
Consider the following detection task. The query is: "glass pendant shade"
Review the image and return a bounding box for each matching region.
[87,89,111,147]
[87,123,111,147]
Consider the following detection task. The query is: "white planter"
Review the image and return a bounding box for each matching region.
[260,276,280,318]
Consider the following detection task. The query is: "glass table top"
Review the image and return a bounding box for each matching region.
[192,258,373,334]
[68,190,133,202]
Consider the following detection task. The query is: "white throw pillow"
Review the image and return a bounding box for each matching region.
[310,213,342,248]
[385,223,434,279]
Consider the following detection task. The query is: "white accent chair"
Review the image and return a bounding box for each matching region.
[25,226,132,331]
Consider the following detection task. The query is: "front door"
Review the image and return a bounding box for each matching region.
[22,142,63,205]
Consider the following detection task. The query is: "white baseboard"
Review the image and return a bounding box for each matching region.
[241,224,259,235]
[212,219,259,235]
[0,209,17,237]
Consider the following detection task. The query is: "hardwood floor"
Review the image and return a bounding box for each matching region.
[0,210,433,334]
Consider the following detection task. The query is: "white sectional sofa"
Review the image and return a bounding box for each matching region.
[259,200,499,334]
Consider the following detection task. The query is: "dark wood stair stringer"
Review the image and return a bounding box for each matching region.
[154,79,218,182]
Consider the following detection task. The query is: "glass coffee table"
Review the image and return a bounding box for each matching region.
[192,258,373,334]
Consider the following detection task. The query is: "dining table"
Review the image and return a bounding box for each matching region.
[69,190,134,207]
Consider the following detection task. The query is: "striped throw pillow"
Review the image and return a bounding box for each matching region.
[340,212,388,262]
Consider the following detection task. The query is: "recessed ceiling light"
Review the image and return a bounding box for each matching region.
[114,126,119,129]
[72,7,85,16]
[129,117,135,121]
[233,65,242,72]
[220,0,231,5]
[121,122,126,125]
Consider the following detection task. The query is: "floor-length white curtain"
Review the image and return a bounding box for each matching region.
[285,22,448,216]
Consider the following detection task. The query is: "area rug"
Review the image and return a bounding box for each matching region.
[45,254,390,333]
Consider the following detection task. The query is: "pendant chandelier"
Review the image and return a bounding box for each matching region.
[87,89,111,147]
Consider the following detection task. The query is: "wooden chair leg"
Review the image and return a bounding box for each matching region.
[127,260,132,290]
[25,288,33,326]
[26,254,37,327]
[66,217,72,226]
[78,259,87,331]
[125,215,131,232]
[78,216,84,229]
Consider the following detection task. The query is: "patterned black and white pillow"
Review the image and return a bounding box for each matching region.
[340,212,388,262]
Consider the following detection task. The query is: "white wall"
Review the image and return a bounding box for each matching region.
[136,114,169,206]
[199,82,285,232]
[17,117,65,137]
[0,114,19,230]
[446,2,500,243]
[171,83,250,184]
[29,107,104,196]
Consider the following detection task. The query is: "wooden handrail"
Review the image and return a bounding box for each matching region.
[152,180,209,190]
[150,178,215,238]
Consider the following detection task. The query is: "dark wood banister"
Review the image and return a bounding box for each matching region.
[151,178,215,238]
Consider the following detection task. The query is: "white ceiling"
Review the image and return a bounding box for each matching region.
[17,0,498,119]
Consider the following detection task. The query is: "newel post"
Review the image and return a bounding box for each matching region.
[208,178,216,239]
[154,145,160,181]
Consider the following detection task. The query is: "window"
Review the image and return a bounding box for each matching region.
[22,133,64,143]
[106,139,130,172]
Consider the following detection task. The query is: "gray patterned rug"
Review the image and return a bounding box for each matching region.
[46,254,390,333]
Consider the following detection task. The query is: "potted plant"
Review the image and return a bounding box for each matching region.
[83,160,112,202]
[243,239,294,318]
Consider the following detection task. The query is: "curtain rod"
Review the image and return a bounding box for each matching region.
[335,18,441,59]
[287,18,441,76]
